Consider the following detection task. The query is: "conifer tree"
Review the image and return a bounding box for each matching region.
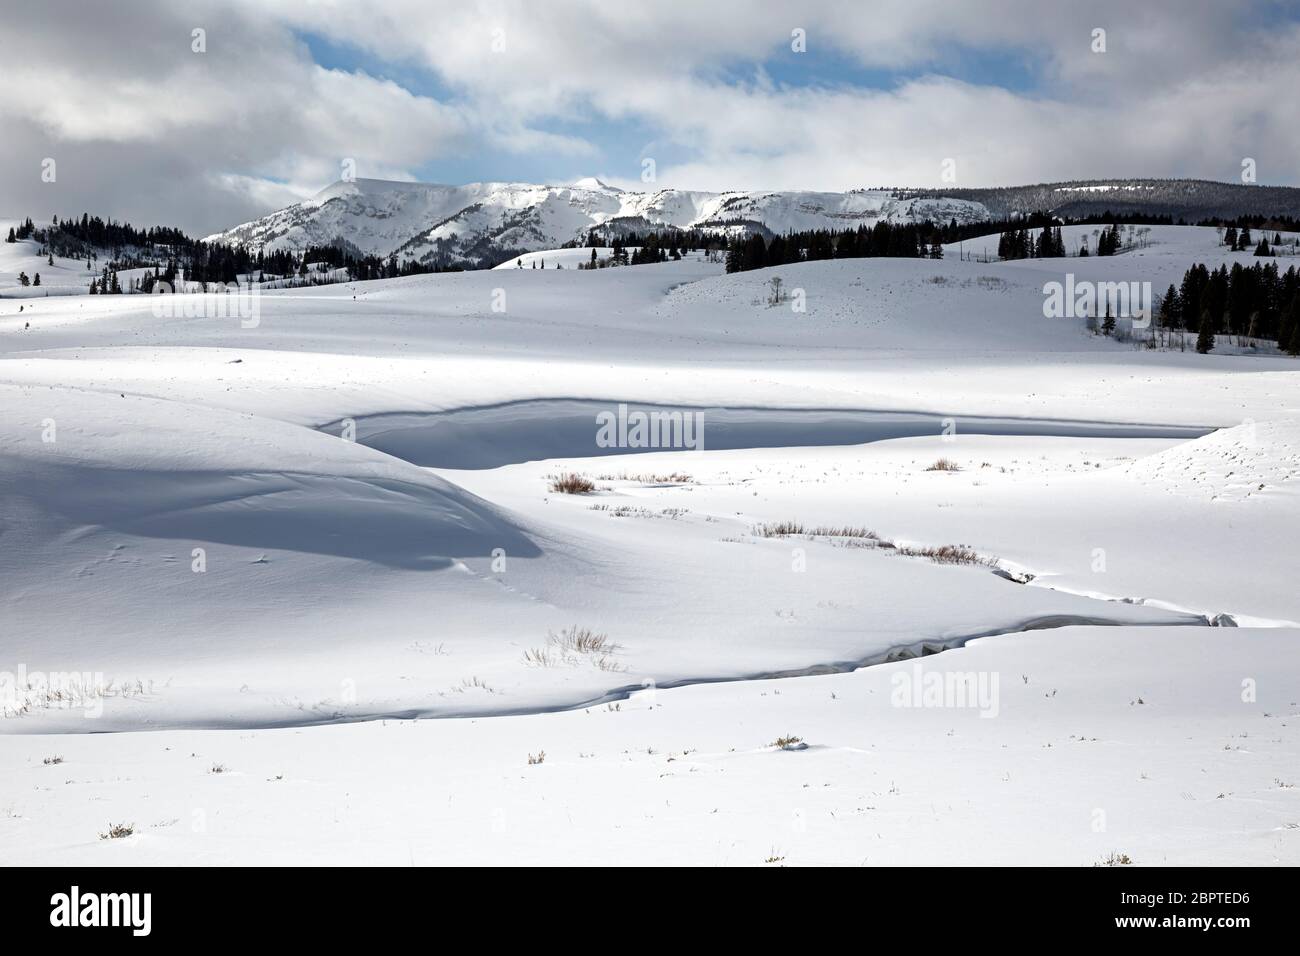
[1196,309,1216,353]
[725,242,742,273]
[1101,302,1116,336]
[1037,226,1053,258]
[1159,284,1181,329]
[1280,297,1299,355]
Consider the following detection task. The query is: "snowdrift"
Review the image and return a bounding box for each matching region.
[0,384,539,572]
[1122,416,1300,501]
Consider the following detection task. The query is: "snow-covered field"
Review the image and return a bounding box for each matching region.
[1,224,1297,865]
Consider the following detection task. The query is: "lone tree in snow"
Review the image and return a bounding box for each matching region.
[768,275,784,306]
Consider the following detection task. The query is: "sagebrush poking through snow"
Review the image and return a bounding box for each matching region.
[807,525,884,540]
[524,626,624,671]
[553,626,617,655]
[548,472,596,494]
[449,676,495,694]
[596,471,693,485]
[1096,852,1134,867]
[925,457,961,472]
[752,521,890,544]
[752,520,805,537]
[895,543,994,566]
[99,822,134,840]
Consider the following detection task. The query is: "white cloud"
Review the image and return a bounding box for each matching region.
[237,0,1300,194]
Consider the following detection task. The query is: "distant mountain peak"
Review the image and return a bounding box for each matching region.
[570,176,617,191]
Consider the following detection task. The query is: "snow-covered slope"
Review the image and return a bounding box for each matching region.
[4,621,1295,866]
[907,178,1300,221]
[945,222,1300,269]
[203,180,507,259]
[1122,417,1300,501]
[205,179,992,266]
[0,225,98,298]
[691,190,988,235]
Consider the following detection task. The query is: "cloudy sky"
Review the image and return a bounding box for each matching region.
[2,0,1297,235]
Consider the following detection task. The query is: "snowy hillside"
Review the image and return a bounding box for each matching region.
[205,178,992,267]
[203,180,509,259]
[0,225,98,298]
[907,178,1300,221]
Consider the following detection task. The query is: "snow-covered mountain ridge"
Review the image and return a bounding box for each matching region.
[204,178,993,267]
